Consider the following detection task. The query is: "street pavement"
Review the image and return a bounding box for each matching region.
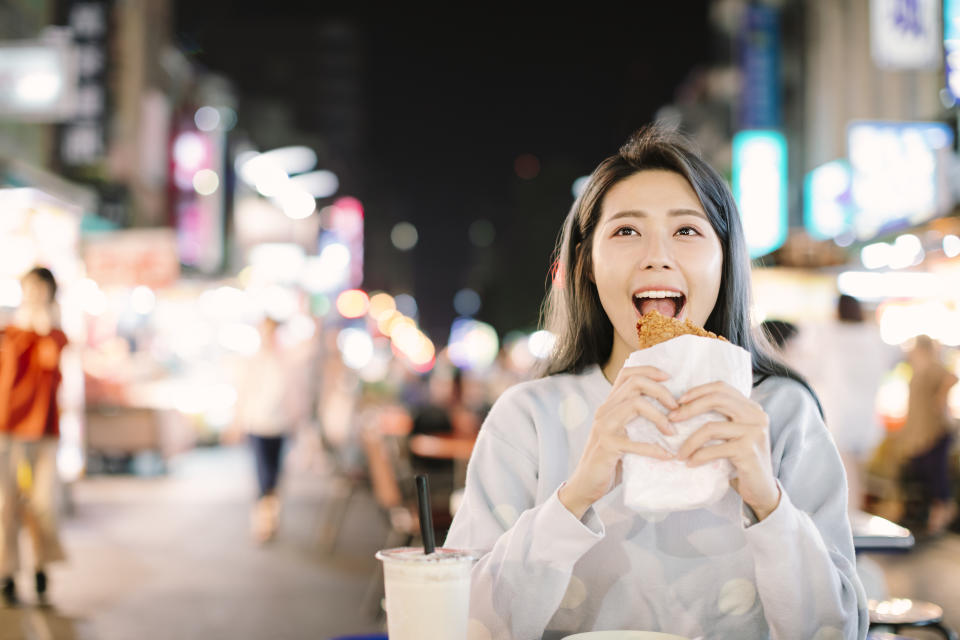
[0,443,387,640]
[1,443,959,639]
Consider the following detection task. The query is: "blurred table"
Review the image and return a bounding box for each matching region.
[409,433,477,494]
[851,510,914,552]
[408,433,476,460]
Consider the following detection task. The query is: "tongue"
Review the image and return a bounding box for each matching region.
[640,298,677,317]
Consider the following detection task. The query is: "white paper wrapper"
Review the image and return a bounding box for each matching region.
[622,334,752,513]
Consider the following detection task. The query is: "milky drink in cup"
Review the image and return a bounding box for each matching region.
[375,547,476,640]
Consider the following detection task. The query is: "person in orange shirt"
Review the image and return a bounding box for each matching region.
[0,267,68,606]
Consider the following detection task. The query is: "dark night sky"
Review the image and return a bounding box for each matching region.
[174,5,715,340]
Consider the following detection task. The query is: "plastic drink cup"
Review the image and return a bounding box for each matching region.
[375,547,476,640]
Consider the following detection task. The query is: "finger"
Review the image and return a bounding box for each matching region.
[608,368,678,410]
[676,422,748,460]
[612,437,674,459]
[605,396,675,436]
[636,376,679,410]
[669,391,763,424]
[676,381,730,404]
[685,440,743,467]
[614,365,671,388]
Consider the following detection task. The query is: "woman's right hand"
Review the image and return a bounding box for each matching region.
[558,365,677,519]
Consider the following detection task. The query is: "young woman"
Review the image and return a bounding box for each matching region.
[445,126,867,639]
[0,267,68,606]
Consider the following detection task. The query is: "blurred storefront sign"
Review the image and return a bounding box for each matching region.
[170,123,226,274]
[83,228,180,289]
[946,0,960,100]
[56,0,112,169]
[732,129,788,259]
[847,120,955,240]
[804,160,854,241]
[870,0,941,70]
[0,31,77,122]
[738,3,780,129]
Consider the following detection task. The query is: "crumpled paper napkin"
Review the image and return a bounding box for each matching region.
[621,334,752,513]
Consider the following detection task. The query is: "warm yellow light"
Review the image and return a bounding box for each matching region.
[336,289,369,319]
[368,292,397,320]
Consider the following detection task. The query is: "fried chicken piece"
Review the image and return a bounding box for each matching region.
[635,310,728,349]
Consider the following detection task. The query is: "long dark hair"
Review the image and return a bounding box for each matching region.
[539,125,819,404]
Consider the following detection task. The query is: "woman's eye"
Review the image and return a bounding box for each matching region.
[676,226,700,237]
[614,227,638,237]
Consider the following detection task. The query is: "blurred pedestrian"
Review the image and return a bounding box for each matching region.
[786,294,898,513]
[0,267,68,606]
[897,334,958,535]
[232,317,299,544]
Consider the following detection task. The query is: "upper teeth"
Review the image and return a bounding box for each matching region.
[634,290,683,299]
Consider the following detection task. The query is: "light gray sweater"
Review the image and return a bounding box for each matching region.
[445,364,868,640]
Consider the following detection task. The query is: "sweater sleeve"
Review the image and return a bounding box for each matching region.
[444,388,604,640]
[745,380,869,640]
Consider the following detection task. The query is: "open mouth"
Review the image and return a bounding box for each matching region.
[633,290,686,319]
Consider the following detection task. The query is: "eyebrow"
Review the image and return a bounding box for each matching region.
[605,208,709,223]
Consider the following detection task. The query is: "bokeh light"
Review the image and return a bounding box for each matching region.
[337,328,374,370]
[572,175,591,198]
[468,219,495,247]
[218,106,238,131]
[391,222,419,251]
[337,289,370,319]
[192,169,220,195]
[944,234,960,258]
[514,153,540,179]
[368,292,397,320]
[194,106,221,131]
[173,132,206,171]
[394,293,418,318]
[860,242,892,269]
[528,330,557,359]
[453,288,481,316]
[448,318,499,371]
[277,188,316,220]
[131,286,156,315]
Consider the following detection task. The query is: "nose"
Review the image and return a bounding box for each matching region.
[639,231,673,270]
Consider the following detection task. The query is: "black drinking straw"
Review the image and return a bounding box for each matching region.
[416,474,436,554]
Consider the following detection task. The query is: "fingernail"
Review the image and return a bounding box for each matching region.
[668,411,680,421]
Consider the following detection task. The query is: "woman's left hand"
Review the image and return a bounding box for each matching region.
[669,381,781,521]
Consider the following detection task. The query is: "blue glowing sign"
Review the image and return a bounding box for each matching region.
[732,130,788,259]
[847,120,954,239]
[804,160,853,240]
[947,0,960,100]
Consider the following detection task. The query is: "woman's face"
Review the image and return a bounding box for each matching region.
[591,169,723,362]
[20,274,53,309]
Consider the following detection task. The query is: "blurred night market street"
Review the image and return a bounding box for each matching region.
[5,0,960,638]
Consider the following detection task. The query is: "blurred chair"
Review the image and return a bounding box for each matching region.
[360,405,457,618]
[868,598,958,639]
[317,403,414,554]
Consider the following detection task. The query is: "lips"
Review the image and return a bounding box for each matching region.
[632,289,686,318]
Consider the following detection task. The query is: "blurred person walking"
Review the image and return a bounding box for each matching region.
[785,294,897,513]
[897,334,958,535]
[0,267,68,606]
[232,317,300,544]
